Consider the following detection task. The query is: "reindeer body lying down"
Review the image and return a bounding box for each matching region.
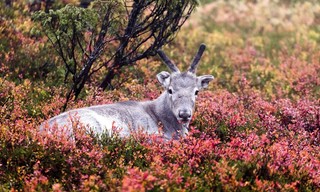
[42,44,214,140]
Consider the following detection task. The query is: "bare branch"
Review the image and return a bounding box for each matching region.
[35,0,198,106]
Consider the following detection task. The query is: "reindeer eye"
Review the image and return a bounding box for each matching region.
[168,89,173,94]
[195,90,199,96]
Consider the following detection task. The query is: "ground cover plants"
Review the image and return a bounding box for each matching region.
[1,0,320,191]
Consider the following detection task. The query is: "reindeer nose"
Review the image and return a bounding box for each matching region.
[178,110,191,121]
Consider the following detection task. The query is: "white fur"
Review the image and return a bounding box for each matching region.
[41,45,214,140]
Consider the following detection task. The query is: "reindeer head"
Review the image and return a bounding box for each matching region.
[157,44,214,125]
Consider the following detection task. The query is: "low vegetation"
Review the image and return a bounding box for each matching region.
[1,0,319,191]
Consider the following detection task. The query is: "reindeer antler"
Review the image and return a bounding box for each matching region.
[157,50,180,73]
[188,44,206,74]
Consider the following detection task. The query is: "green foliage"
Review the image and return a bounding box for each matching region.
[33,5,100,50]
[32,5,100,80]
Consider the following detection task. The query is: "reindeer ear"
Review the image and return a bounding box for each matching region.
[157,71,171,88]
[197,75,214,89]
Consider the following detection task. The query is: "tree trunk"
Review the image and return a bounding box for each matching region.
[99,68,116,90]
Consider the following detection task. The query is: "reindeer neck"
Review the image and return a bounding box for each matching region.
[144,92,181,135]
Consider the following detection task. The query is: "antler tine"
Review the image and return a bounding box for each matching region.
[188,43,206,74]
[157,50,180,73]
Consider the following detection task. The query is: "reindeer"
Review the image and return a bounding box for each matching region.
[42,44,214,140]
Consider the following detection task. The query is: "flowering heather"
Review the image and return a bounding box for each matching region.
[1,72,319,191]
[1,0,320,191]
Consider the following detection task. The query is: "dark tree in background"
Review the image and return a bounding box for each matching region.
[33,0,198,110]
